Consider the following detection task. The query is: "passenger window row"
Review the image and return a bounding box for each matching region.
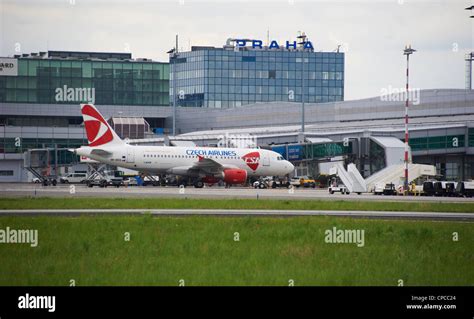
[142,154,241,160]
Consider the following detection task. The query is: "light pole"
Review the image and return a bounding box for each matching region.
[172,54,177,137]
[302,50,305,133]
[403,44,416,194]
[167,35,179,137]
[465,6,474,89]
[297,32,307,134]
[173,35,178,136]
[466,52,473,90]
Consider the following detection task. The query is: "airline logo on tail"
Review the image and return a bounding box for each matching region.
[81,104,119,147]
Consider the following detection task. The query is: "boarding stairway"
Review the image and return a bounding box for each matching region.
[332,163,367,194]
[331,163,436,193]
[365,164,436,192]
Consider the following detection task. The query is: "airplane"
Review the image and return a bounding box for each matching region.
[71,104,295,188]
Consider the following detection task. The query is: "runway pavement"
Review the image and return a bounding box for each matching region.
[1,183,474,202]
[0,208,472,221]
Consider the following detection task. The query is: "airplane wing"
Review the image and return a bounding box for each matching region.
[193,156,223,171]
[168,156,238,176]
[189,156,227,175]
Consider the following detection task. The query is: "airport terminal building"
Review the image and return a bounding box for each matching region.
[0,50,170,181]
[0,48,473,183]
[174,89,474,180]
[170,36,344,108]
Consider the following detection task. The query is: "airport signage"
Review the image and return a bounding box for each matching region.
[0,58,18,76]
[272,145,302,161]
[287,145,302,161]
[235,39,314,51]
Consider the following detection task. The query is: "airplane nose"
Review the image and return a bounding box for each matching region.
[286,161,294,174]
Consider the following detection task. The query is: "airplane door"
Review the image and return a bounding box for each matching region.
[263,154,270,166]
[126,149,135,163]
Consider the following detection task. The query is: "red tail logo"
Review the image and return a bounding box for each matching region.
[81,104,113,146]
[242,152,260,171]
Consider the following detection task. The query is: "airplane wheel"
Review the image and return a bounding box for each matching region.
[194,181,204,188]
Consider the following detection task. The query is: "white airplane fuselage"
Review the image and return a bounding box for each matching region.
[74,103,294,184]
[76,144,294,178]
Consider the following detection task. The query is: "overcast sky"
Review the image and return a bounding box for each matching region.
[1,0,473,100]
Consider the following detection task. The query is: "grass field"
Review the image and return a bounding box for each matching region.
[0,214,473,286]
[1,197,474,212]
[0,197,473,286]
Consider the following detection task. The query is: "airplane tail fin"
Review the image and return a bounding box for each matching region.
[80,104,124,147]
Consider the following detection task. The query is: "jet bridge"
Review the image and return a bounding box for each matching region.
[24,148,78,185]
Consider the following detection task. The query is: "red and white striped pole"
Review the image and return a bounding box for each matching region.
[403,45,416,194]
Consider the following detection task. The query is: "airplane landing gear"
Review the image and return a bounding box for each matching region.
[194,180,204,188]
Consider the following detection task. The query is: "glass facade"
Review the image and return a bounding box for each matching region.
[408,135,465,151]
[272,142,352,161]
[0,57,169,106]
[0,135,85,169]
[0,137,87,154]
[170,48,344,108]
[415,155,474,181]
[469,128,474,147]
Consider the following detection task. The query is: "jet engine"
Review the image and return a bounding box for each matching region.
[222,168,247,184]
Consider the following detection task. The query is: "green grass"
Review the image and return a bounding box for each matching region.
[1,197,474,212]
[1,197,472,285]
[0,215,473,286]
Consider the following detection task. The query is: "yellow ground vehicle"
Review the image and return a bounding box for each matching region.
[291,176,316,188]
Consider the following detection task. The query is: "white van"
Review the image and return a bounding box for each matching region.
[60,172,87,184]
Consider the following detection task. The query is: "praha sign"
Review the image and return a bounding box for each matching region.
[235,39,314,50]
